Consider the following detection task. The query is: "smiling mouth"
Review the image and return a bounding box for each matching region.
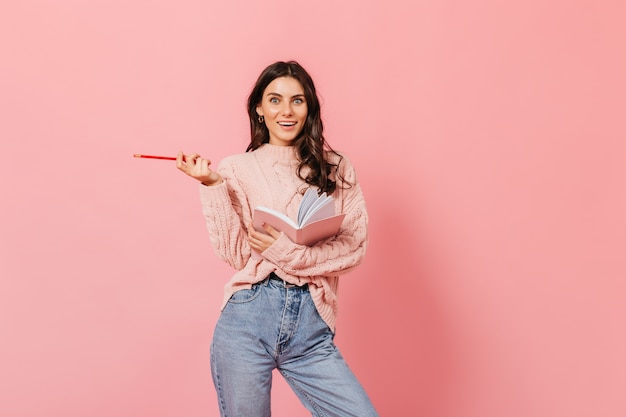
[278,122,297,126]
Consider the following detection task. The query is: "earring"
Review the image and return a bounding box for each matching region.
[257,115,264,123]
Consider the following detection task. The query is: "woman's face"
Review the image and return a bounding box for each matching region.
[256,76,308,146]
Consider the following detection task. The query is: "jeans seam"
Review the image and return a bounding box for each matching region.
[275,286,290,357]
[279,369,326,417]
[211,343,228,417]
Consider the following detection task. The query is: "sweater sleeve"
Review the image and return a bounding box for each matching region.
[260,156,368,278]
[198,159,252,270]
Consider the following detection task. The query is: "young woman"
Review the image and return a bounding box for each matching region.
[176,61,378,417]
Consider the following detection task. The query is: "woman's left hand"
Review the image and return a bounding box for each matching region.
[248,223,281,253]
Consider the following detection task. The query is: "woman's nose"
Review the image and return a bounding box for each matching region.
[281,103,293,115]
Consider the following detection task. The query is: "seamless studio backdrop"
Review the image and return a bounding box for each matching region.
[1,1,625,416]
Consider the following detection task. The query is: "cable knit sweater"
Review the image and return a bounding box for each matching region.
[198,143,368,331]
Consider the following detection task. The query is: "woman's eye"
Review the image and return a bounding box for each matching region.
[270,98,279,104]
[294,98,303,104]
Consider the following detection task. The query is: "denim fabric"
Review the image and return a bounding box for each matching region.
[211,274,379,417]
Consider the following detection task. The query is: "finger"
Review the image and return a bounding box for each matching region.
[200,158,210,174]
[248,227,261,242]
[247,231,262,249]
[193,158,209,177]
[248,225,267,244]
[255,228,277,245]
[176,151,186,170]
[248,223,263,238]
[189,153,200,165]
[262,223,281,240]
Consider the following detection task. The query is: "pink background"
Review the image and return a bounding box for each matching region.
[1,1,625,416]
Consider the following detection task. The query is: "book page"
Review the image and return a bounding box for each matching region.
[300,198,335,226]
[297,188,318,225]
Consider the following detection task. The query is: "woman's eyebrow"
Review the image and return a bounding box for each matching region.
[266,92,305,98]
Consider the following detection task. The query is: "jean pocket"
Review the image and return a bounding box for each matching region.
[227,283,263,304]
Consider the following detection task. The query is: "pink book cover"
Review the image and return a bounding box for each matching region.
[253,208,346,246]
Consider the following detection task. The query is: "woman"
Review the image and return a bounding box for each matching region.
[177,61,378,417]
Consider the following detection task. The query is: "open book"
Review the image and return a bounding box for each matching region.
[253,188,345,246]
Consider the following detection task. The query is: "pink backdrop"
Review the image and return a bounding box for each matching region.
[1,1,625,416]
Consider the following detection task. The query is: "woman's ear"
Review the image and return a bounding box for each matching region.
[256,106,263,117]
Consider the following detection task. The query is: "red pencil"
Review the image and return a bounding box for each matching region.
[133,154,185,161]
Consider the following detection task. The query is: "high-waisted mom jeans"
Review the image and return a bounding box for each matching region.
[210,274,379,417]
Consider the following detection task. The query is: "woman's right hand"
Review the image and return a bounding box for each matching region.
[176,151,223,186]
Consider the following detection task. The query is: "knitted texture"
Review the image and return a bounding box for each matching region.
[199,143,368,331]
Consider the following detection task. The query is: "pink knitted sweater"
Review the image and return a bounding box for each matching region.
[198,143,368,332]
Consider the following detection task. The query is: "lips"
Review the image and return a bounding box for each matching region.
[278,121,297,126]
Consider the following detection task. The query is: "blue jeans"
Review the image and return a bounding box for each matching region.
[210,274,379,417]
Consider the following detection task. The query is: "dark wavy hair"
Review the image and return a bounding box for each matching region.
[246,61,345,195]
